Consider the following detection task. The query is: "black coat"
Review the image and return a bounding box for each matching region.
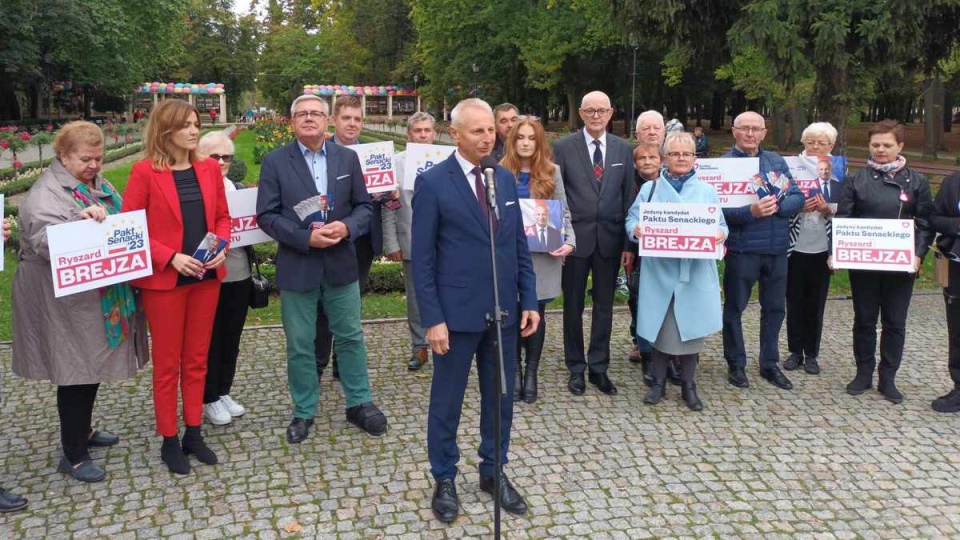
[835,165,934,259]
[932,171,960,259]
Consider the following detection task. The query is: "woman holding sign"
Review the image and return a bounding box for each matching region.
[12,121,148,483]
[832,120,933,404]
[122,100,231,474]
[626,132,727,411]
[501,118,576,403]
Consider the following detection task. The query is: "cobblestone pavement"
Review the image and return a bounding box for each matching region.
[1,294,960,539]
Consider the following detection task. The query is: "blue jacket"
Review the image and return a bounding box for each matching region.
[625,172,728,342]
[721,146,804,254]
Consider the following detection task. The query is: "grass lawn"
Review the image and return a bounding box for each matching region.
[232,128,260,183]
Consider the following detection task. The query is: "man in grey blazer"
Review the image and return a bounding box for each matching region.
[381,111,439,370]
[552,90,636,396]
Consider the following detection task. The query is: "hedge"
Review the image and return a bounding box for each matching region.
[0,142,144,197]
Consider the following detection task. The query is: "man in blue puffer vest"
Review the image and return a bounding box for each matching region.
[721,111,805,390]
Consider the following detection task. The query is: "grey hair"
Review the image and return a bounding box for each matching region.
[450,98,493,128]
[198,130,235,156]
[636,110,664,127]
[801,122,838,145]
[290,94,329,117]
[662,131,696,155]
[407,111,436,130]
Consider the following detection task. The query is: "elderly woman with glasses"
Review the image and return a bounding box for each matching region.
[626,132,728,411]
[783,122,839,376]
[196,131,252,426]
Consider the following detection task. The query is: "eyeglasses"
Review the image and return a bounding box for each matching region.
[294,111,327,119]
[804,140,831,147]
[666,152,696,159]
[581,108,611,117]
[210,154,233,163]
[734,126,765,134]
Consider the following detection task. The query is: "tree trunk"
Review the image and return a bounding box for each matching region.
[566,88,578,132]
[943,91,953,134]
[923,76,944,160]
[770,107,787,150]
[789,105,806,149]
[709,89,725,129]
[815,64,849,153]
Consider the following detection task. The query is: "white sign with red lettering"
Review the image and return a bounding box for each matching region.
[695,158,760,207]
[403,143,456,190]
[831,218,915,272]
[636,202,724,260]
[226,188,271,247]
[353,141,396,193]
[47,210,153,298]
[784,156,820,197]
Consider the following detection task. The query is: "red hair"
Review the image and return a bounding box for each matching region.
[500,118,556,199]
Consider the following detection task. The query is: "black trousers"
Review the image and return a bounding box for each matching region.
[518,302,548,367]
[316,235,375,372]
[562,251,620,374]
[785,251,831,359]
[205,278,251,403]
[58,384,99,464]
[849,270,916,379]
[943,260,960,388]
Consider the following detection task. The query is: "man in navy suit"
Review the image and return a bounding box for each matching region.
[256,95,388,444]
[412,98,539,524]
[526,201,563,252]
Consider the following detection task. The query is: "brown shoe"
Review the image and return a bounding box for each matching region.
[408,349,429,371]
[628,346,641,363]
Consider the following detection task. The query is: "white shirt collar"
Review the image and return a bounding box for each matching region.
[454,150,479,179]
[583,128,607,147]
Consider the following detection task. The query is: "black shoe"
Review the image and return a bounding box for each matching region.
[182,426,218,465]
[643,383,665,405]
[760,367,794,390]
[57,456,106,483]
[640,352,655,387]
[346,402,388,436]
[846,365,874,395]
[878,379,903,404]
[727,367,749,388]
[161,435,190,475]
[783,353,803,371]
[932,387,960,413]
[88,429,120,447]
[431,478,459,523]
[804,356,820,375]
[588,372,618,395]
[628,346,642,364]
[681,383,704,411]
[479,473,528,515]
[666,358,682,386]
[286,417,314,444]
[567,372,585,395]
[332,357,340,380]
[523,363,539,404]
[513,364,523,402]
[0,487,27,513]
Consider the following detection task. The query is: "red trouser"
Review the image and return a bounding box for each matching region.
[141,280,220,436]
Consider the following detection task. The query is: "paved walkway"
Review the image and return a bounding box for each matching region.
[0,294,959,539]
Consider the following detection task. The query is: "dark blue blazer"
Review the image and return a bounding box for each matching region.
[256,140,372,291]
[412,153,538,332]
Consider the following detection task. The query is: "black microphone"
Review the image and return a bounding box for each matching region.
[480,155,499,220]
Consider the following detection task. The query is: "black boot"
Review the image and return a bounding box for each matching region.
[666,357,682,386]
[513,361,523,402]
[846,362,875,395]
[681,383,704,411]
[640,352,655,387]
[679,354,703,411]
[878,375,903,404]
[161,435,190,475]
[644,350,669,405]
[182,426,218,465]
[523,351,540,403]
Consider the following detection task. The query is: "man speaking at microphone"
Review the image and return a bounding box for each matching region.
[412,98,539,524]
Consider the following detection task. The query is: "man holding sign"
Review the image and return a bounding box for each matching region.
[721,111,804,391]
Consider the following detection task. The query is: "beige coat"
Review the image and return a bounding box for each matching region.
[12,160,149,386]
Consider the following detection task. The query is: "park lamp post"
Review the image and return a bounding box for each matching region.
[629,33,638,141]
[472,63,479,97]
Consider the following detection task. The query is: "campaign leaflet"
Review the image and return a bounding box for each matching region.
[519,199,566,253]
[47,210,153,298]
[226,188,271,247]
[831,218,915,272]
[784,155,847,205]
[403,143,456,190]
[635,202,724,260]
[192,232,228,266]
[694,158,760,208]
[353,141,396,194]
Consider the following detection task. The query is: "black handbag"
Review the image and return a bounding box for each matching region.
[249,249,270,309]
[628,179,657,289]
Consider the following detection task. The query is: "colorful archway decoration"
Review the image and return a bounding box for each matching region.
[135,82,226,95]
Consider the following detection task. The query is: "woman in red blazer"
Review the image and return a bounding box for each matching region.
[121,99,231,475]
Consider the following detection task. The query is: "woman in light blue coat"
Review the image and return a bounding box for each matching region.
[626,132,728,411]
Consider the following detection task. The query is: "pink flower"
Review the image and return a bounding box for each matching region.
[13,159,23,169]
[19,131,31,142]
[0,140,8,150]
[45,124,54,132]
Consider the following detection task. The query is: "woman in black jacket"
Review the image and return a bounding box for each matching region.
[931,171,960,412]
[832,120,934,404]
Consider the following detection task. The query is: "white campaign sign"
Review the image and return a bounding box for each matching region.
[403,143,456,190]
[47,210,153,298]
[831,218,915,272]
[636,202,724,260]
[227,188,272,247]
[695,158,760,208]
[784,156,820,197]
[353,141,396,193]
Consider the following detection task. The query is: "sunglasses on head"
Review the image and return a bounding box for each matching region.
[210,154,233,163]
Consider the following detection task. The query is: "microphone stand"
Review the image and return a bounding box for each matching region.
[483,169,507,540]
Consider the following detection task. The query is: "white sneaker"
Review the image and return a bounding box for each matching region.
[204,400,232,425]
[219,395,246,417]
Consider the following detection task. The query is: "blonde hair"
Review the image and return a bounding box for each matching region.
[198,130,235,157]
[143,99,201,170]
[53,121,104,158]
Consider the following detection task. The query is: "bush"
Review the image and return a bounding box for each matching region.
[366,261,404,293]
[227,157,248,184]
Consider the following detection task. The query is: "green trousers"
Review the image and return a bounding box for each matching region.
[280,280,372,418]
